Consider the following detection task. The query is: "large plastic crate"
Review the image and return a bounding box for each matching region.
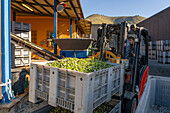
[136,75,170,113]
[94,99,121,113]
[11,21,31,68]
[29,64,50,101]
[29,61,124,113]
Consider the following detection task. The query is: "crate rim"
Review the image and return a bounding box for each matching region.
[31,60,122,75]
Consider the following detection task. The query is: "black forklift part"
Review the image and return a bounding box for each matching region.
[132,28,149,93]
[119,21,128,58]
[99,23,106,60]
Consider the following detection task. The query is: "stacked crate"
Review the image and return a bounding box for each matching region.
[11,21,31,67]
[157,40,170,64]
[148,41,157,60]
[162,41,170,64]
[29,61,124,113]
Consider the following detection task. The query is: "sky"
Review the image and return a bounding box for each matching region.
[80,0,170,18]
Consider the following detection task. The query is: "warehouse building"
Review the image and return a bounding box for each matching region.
[137,7,170,41]
[11,0,91,56]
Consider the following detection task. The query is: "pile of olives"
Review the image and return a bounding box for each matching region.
[49,102,114,113]
[49,106,72,113]
[46,58,112,73]
[93,102,114,113]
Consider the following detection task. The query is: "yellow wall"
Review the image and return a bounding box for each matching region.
[16,16,77,57]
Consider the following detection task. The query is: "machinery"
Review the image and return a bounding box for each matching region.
[91,21,149,113]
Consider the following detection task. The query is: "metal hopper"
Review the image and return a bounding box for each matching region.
[53,38,93,50]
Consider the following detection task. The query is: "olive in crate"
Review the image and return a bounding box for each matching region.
[46,58,112,73]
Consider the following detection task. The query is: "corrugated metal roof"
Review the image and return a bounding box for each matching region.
[11,0,84,20]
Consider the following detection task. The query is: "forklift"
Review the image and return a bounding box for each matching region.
[91,21,149,113]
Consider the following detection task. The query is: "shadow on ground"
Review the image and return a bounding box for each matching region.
[149,60,170,77]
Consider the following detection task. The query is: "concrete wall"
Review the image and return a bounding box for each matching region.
[137,7,170,41]
[91,24,102,40]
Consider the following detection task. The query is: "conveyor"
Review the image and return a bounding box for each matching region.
[11,33,60,60]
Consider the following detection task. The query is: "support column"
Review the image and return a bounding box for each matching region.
[75,20,77,38]
[0,0,2,100]
[70,19,72,38]
[1,0,11,103]
[54,0,57,54]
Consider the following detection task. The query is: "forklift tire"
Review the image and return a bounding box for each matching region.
[123,98,137,113]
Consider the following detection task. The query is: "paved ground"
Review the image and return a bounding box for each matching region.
[149,60,170,77]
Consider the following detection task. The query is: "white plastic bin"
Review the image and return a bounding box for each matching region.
[29,61,124,113]
[136,75,170,113]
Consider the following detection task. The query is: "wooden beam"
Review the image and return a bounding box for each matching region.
[32,0,53,16]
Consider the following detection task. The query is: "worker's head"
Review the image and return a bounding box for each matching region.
[128,37,134,45]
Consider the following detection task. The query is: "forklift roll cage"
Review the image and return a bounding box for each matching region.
[93,21,149,113]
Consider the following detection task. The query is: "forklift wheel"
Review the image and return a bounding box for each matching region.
[124,98,137,113]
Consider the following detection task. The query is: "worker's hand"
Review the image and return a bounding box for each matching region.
[133,53,135,57]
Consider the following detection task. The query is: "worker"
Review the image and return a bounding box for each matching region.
[128,36,135,57]
[126,36,135,68]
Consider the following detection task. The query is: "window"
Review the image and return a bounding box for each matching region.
[31,30,37,44]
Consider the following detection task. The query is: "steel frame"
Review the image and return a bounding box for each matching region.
[1,0,13,103]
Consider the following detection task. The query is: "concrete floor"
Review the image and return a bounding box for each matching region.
[149,60,170,77]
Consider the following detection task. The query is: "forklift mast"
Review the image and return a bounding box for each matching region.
[98,21,130,59]
[119,21,129,58]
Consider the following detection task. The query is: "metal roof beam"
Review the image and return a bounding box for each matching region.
[69,1,79,19]
[12,1,36,13]
[11,3,27,12]
[12,9,51,16]
[44,0,61,16]
[22,0,43,14]
[63,9,70,17]
[44,0,54,10]
[57,0,70,17]
[11,0,50,7]
[33,0,53,16]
